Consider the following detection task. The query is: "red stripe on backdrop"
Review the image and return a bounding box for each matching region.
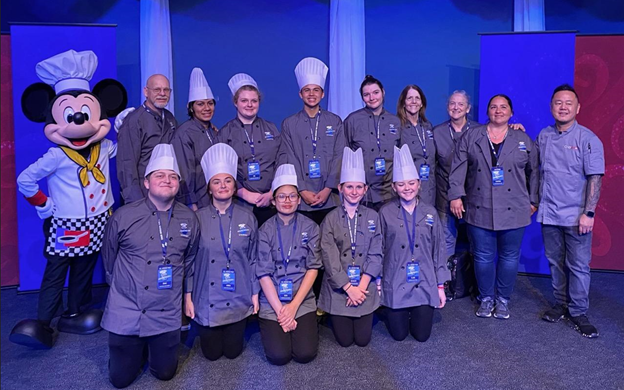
[575,35,624,271]
[1,34,20,286]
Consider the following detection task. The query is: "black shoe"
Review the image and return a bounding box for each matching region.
[9,319,57,349]
[542,304,568,323]
[57,309,103,334]
[568,314,599,338]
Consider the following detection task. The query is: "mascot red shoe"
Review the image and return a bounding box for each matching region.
[9,49,127,349]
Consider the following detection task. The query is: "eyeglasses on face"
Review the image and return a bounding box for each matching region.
[147,87,172,94]
[275,193,299,203]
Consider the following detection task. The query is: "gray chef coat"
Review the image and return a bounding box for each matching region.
[536,121,605,226]
[379,199,450,309]
[344,108,401,204]
[279,109,344,211]
[256,213,322,321]
[317,206,382,317]
[117,103,177,203]
[190,203,259,327]
[448,125,539,231]
[101,198,200,337]
[432,120,480,214]
[171,118,218,209]
[400,121,437,206]
[217,117,284,198]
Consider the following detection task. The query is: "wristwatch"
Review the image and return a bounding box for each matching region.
[584,211,595,218]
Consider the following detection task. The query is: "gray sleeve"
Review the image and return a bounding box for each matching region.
[433,211,451,284]
[326,120,345,189]
[117,116,145,203]
[320,217,349,289]
[448,130,469,201]
[279,119,306,190]
[102,213,120,286]
[249,216,261,295]
[256,225,274,279]
[184,213,201,294]
[363,213,383,278]
[171,130,194,206]
[526,137,540,206]
[584,134,605,176]
[306,222,322,270]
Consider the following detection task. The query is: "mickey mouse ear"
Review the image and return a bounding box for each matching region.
[92,79,128,117]
[21,83,55,123]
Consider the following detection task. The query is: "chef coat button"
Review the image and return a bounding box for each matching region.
[477,206,480,209]
[257,140,261,144]
[147,261,152,265]
[211,237,215,240]
[382,133,386,137]
[87,181,91,185]
[415,244,419,248]
[91,207,95,212]
[370,132,373,135]
[358,214,362,217]
[370,167,374,170]
[401,245,405,249]
[243,141,247,144]
[166,260,171,264]
[145,286,149,290]
[305,136,309,140]
[226,302,230,306]
[259,158,263,162]
[478,169,482,172]
[210,304,214,308]
[211,282,214,286]
[508,169,512,173]
[102,189,106,194]
[412,141,416,144]
[161,309,164,312]
[152,212,156,216]
[150,236,154,240]
[305,173,309,176]
[212,215,216,219]
[508,207,511,210]
[343,253,347,257]
[89,194,94,199]
[211,259,215,263]
[508,189,511,192]
[477,187,480,191]
[278,266,282,269]
[169,237,173,241]
[104,201,108,206]
[359,253,363,257]
[401,266,405,269]
[96,164,101,169]
[296,265,300,268]
[142,310,146,314]
[294,246,297,249]
[371,149,375,152]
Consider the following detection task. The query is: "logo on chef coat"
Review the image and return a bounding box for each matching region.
[426,130,434,139]
[518,141,527,152]
[425,214,434,226]
[180,222,190,238]
[238,224,251,237]
[55,228,90,250]
[264,131,274,141]
[301,231,309,245]
[325,126,335,136]
[389,124,397,134]
[367,219,376,233]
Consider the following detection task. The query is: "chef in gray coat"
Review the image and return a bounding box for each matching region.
[172,68,218,211]
[397,85,437,207]
[257,164,322,365]
[279,57,344,225]
[184,143,259,361]
[380,145,449,342]
[318,147,382,347]
[102,144,200,388]
[448,94,539,320]
[217,73,283,226]
[117,74,177,203]
[344,75,401,210]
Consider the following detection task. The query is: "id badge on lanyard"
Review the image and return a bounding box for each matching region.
[247,161,261,181]
[402,206,419,283]
[419,164,430,181]
[309,159,321,179]
[348,265,361,286]
[278,279,293,301]
[406,262,420,283]
[375,158,386,176]
[491,167,504,186]
[222,269,236,291]
[157,265,173,289]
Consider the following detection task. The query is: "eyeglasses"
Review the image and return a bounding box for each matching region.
[147,87,172,94]
[275,193,299,203]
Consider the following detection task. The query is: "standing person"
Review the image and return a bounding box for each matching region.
[256,164,321,365]
[379,145,449,342]
[344,75,401,211]
[101,144,200,389]
[537,84,604,338]
[117,74,177,203]
[448,94,539,319]
[279,57,344,225]
[318,148,382,347]
[185,143,259,361]
[217,73,283,226]
[172,68,218,211]
[398,85,436,206]
[432,91,480,259]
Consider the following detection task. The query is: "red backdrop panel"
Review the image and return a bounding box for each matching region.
[575,35,624,271]
[1,34,19,286]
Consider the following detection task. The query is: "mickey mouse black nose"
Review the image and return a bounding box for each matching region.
[73,112,85,125]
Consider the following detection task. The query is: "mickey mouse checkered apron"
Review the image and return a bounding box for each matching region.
[46,210,110,257]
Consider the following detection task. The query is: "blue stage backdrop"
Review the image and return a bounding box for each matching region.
[478,31,576,274]
[11,24,118,291]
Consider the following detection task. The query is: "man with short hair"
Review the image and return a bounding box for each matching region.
[117,74,178,203]
[102,144,200,388]
[537,84,604,338]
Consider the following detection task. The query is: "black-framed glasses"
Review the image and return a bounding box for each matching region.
[275,193,299,203]
[147,87,172,94]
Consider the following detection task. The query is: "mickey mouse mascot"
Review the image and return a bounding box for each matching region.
[9,49,127,349]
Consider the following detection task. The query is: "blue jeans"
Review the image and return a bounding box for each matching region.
[438,211,459,260]
[541,225,592,317]
[467,224,526,300]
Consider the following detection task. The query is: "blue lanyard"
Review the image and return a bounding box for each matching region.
[343,206,358,263]
[401,205,417,261]
[157,208,173,261]
[276,216,298,277]
[415,122,428,160]
[486,128,508,167]
[217,206,234,268]
[373,114,382,156]
[308,110,320,159]
[242,124,256,161]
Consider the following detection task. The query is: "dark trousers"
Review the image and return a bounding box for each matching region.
[300,207,334,299]
[330,313,374,347]
[541,225,593,316]
[194,318,247,360]
[253,206,277,227]
[108,329,180,389]
[384,305,434,342]
[258,312,318,366]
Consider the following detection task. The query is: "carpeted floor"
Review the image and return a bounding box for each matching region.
[1,273,623,390]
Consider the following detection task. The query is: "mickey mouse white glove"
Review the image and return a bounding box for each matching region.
[114,107,135,133]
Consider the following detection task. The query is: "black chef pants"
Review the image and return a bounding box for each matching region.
[384,305,434,342]
[258,312,318,365]
[108,329,180,389]
[330,313,374,347]
[194,318,247,360]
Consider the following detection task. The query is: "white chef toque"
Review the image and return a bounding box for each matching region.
[201,143,238,183]
[294,57,328,90]
[228,73,258,96]
[36,49,98,94]
[393,144,419,182]
[271,164,298,193]
[145,144,181,177]
[188,67,215,103]
[340,147,366,184]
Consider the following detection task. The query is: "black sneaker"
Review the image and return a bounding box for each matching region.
[476,297,494,318]
[569,315,599,338]
[542,304,568,323]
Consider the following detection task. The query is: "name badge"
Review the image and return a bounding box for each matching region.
[157,265,173,290]
[419,164,430,181]
[326,126,335,136]
[264,131,274,141]
[309,159,321,179]
[518,141,527,152]
[389,124,397,134]
[222,269,236,291]
[278,278,293,302]
[347,265,361,286]
[491,167,504,186]
[247,161,260,181]
[374,158,386,176]
[406,262,420,283]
